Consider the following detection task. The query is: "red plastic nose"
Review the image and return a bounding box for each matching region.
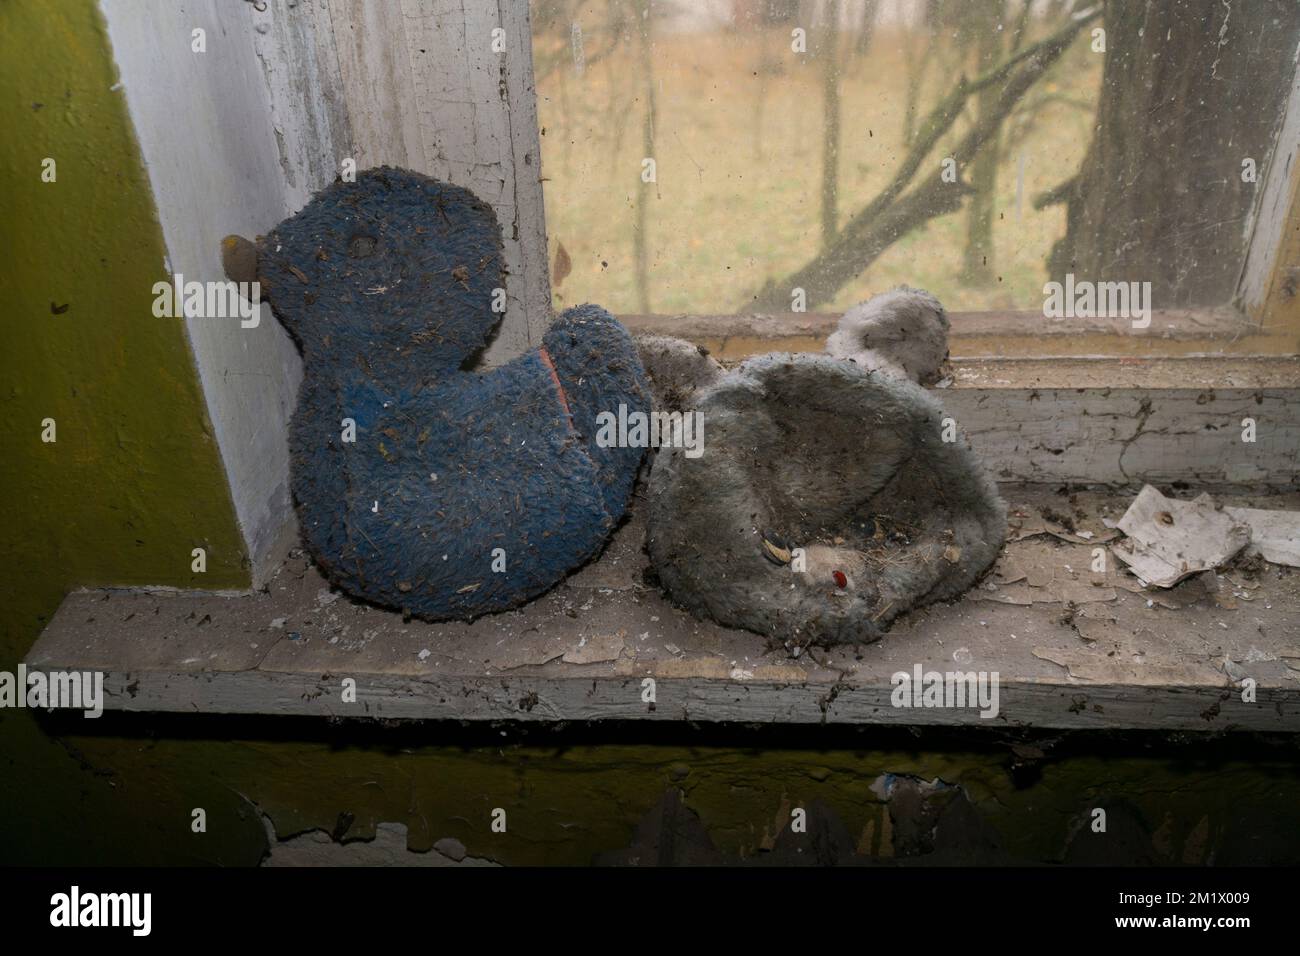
[833,570,847,589]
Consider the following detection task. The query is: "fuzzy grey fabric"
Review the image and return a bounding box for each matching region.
[645,353,1005,649]
[825,286,950,385]
[634,334,724,412]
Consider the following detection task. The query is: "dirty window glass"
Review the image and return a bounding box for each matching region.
[529,0,1300,325]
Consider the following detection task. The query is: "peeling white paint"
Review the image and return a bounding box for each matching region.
[101,0,312,585]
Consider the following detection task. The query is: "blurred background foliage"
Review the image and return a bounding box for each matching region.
[530,0,1300,317]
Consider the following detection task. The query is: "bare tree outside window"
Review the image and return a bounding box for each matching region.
[530,0,1300,330]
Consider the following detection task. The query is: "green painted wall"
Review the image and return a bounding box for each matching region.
[24,719,1300,866]
[0,0,249,862]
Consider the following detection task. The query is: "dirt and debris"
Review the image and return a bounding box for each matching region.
[1223,506,1300,568]
[28,486,1300,729]
[1111,485,1299,587]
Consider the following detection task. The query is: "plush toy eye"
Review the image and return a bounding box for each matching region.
[348,235,377,259]
[761,530,792,566]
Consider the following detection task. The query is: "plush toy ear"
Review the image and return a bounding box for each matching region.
[826,286,950,385]
[256,167,505,376]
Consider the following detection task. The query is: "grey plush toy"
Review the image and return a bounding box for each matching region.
[642,288,1005,650]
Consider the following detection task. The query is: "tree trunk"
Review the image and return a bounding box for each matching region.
[633,0,657,314]
[1047,0,1300,307]
[820,0,842,248]
[902,0,950,146]
[959,0,1006,286]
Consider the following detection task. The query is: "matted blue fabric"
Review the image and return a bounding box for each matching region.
[259,167,649,619]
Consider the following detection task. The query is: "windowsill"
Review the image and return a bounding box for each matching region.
[24,344,1300,727]
[621,307,1297,361]
[25,485,1300,729]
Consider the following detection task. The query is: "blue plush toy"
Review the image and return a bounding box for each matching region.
[252,168,650,619]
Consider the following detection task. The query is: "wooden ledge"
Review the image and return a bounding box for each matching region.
[622,309,1296,361]
[25,488,1300,730]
